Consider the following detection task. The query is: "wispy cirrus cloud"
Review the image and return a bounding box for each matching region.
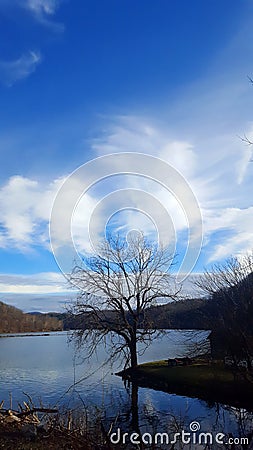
[89,113,253,263]
[1,113,252,267]
[0,50,41,86]
[22,0,64,31]
[0,0,64,31]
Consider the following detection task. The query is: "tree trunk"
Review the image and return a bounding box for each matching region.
[130,336,138,369]
[131,383,139,431]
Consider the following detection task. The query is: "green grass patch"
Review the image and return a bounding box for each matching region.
[138,360,235,387]
[120,360,253,409]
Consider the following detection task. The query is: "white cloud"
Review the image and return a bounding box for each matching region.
[0,0,64,30]
[25,0,58,16]
[89,117,198,246]
[1,107,252,268]
[0,272,68,294]
[0,175,62,250]
[0,173,99,256]
[203,206,253,262]
[1,104,252,268]
[93,116,197,178]
[22,0,64,30]
[0,50,41,86]
[89,113,253,263]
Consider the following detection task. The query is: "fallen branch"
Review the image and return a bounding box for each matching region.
[0,407,58,417]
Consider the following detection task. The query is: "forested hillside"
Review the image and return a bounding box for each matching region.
[62,298,209,331]
[0,301,62,333]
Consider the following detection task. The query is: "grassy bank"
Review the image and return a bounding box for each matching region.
[118,360,253,409]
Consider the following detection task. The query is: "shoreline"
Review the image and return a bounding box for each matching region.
[116,359,253,410]
[0,331,63,338]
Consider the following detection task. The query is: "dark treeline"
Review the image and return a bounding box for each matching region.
[0,298,210,334]
[61,297,209,331]
[63,272,253,340]
[196,269,253,368]
[0,302,62,333]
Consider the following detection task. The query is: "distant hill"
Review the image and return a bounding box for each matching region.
[0,301,62,333]
[61,283,252,333]
[60,297,210,331]
[145,298,209,329]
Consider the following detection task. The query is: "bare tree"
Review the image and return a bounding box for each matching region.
[69,233,181,369]
[194,253,253,369]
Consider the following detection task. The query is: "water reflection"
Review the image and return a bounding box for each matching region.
[0,331,252,448]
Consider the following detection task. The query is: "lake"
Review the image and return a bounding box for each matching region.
[0,331,252,447]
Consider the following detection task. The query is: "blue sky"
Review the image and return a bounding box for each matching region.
[0,0,253,312]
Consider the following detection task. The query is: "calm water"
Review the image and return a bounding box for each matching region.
[0,331,252,445]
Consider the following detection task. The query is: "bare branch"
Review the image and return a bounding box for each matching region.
[69,233,180,369]
[192,252,253,369]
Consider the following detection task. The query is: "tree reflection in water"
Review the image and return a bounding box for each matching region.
[100,379,253,450]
